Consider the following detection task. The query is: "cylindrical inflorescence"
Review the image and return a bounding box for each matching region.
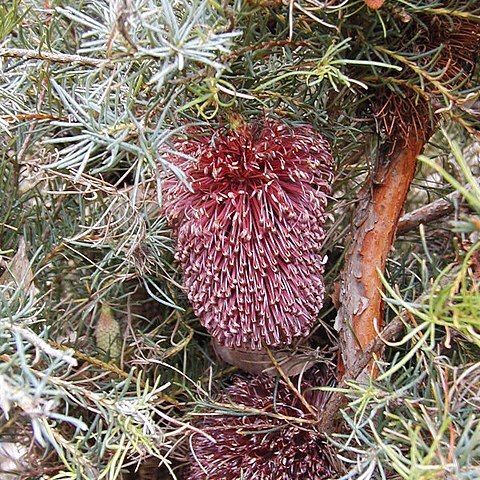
[162,118,333,350]
[187,369,332,480]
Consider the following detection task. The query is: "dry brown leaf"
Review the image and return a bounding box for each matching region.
[212,338,315,377]
[0,237,39,297]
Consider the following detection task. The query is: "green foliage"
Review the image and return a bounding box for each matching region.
[333,357,480,480]
[0,0,479,478]
[0,1,25,43]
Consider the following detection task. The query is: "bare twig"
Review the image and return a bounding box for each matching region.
[265,347,318,418]
[397,191,459,234]
[0,47,111,68]
[1,113,65,122]
[318,316,405,433]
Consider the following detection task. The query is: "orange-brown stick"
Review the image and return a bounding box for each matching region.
[336,137,425,374]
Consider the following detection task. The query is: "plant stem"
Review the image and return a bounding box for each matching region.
[397,191,459,235]
[318,315,405,433]
[0,47,110,67]
[335,135,426,375]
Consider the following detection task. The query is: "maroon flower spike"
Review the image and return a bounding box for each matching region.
[187,370,332,480]
[162,118,333,350]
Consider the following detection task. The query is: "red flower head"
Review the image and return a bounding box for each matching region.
[186,369,332,480]
[162,118,333,350]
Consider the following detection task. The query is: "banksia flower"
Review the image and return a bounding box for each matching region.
[187,368,332,480]
[162,118,333,350]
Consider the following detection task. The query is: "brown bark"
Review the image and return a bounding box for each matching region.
[318,315,405,433]
[335,137,426,374]
[397,191,459,235]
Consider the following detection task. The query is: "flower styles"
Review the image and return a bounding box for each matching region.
[186,369,332,480]
[162,118,333,350]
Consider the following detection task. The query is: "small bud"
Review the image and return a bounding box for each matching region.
[95,304,122,363]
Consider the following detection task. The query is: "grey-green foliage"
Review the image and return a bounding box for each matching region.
[334,357,480,480]
[0,0,236,477]
[1,0,237,177]
[0,277,187,479]
[1,0,480,479]
[0,0,236,324]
